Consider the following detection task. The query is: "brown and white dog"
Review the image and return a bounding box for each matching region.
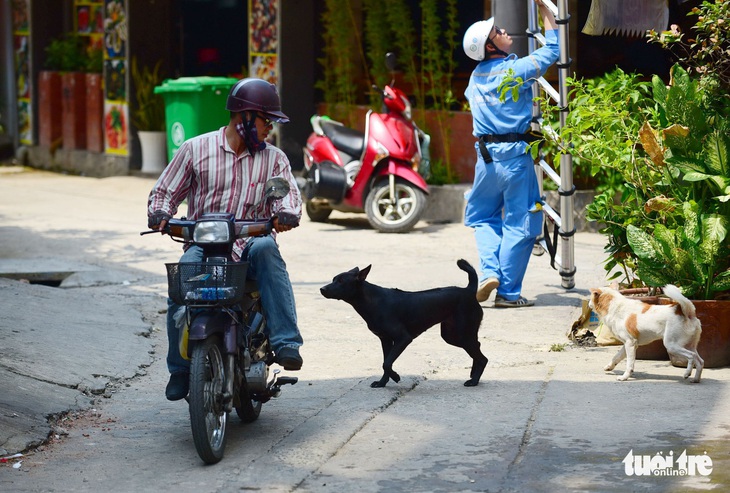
[589,285,703,382]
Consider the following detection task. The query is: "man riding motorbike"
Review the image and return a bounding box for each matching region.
[147,78,304,401]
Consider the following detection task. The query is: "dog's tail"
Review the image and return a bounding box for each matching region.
[663,284,697,319]
[457,259,479,292]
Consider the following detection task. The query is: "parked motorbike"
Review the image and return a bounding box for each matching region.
[301,53,430,233]
[141,177,297,464]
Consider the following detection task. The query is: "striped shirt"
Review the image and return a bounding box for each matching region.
[148,126,302,259]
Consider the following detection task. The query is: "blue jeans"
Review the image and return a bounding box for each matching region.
[166,236,303,375]
[464,151,543,301]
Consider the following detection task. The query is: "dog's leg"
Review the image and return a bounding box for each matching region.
[440,311,487,387]
[665,326,704,383]
[667,345,703,383]
[371,338,395,388]
[463,342,488,387]
[692,350,704,383]
[605,346,626,372]
[377,337,413,387]
[618,341,637,381]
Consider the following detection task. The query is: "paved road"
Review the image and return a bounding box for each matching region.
[0,167,728,492]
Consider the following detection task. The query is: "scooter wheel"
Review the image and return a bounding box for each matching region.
[305,201,333,223]
[365,178,427,233]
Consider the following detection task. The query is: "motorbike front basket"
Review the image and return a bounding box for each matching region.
[166,262,248,306]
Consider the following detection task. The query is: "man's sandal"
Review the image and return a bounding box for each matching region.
[494,296,534,308]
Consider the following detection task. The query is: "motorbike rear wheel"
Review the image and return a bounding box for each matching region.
[365,177,427,233]
[189,335,228,464]
[235,380,262,423]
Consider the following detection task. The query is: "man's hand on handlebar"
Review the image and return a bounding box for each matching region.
[273,212,299,233]
[148,210,172,231]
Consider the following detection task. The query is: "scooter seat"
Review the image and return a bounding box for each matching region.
[321,120,365,158]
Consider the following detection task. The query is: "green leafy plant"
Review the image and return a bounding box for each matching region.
[582,64,730,300]
[418,0,459,183]
[44,34,87,72]
[317,0,363,125]
[648,0,730,93]
[130,58,165,132]
[86,45,103,73]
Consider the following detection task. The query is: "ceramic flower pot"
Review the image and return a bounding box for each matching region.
[138,130,167,174]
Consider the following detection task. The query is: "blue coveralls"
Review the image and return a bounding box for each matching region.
[464,29,559,301]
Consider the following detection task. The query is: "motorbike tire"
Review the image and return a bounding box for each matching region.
[365,177,427,233]
[189,335,228,464]
[305,201,332,223]
[235,380,262,423]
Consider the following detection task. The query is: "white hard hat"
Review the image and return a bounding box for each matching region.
[463,18,495,61]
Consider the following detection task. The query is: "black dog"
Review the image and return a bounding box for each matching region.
[320,259,488,387]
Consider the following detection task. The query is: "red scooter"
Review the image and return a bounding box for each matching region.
[301,54,430,233]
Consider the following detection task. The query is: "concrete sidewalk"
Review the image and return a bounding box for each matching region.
[0,166,728,492]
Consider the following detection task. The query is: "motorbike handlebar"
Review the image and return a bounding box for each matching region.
[139,217,275,240]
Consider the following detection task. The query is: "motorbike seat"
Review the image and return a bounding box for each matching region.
[321,120,365,158]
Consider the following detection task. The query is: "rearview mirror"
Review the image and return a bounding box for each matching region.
[264,177,290,200]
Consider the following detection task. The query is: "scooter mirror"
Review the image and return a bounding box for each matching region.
[385,52,397,72]
[264,177,290,200]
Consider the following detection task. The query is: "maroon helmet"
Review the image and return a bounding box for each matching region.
[226,78,289,123]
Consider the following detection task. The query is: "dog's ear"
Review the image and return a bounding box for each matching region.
[358,264,372,281]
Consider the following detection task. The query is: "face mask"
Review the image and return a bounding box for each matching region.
[235,113,266,155]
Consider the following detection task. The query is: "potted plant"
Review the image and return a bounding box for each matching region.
[39,34,84,149]
[43,33,90,151]
[130,57,167,173]
[85,45,105,152]
[550,1,730,367]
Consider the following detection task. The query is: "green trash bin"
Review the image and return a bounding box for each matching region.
[154,76,238,161]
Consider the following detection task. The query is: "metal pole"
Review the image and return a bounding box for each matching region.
[556,0,575,289]
[0,0,19,148]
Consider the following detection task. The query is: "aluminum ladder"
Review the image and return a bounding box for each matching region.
[527,0,576,289]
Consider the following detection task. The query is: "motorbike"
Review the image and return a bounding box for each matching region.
[301,53,431,233]
[141,177,297,464]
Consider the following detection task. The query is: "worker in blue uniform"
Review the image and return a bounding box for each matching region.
[462,0,559,308]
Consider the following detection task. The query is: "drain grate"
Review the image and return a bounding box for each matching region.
[0,272,74,287]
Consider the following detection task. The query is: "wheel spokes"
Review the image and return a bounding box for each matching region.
[203,350,226,446]
[375,187,415,223]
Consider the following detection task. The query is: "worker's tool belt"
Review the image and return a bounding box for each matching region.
[478,131,542,164]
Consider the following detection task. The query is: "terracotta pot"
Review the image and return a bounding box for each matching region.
[62,72,87,150]
[85,73,104,152]
[38,71,63,148]
[670,300,730,369]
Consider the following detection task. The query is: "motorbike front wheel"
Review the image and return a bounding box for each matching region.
[189,335,228,464]
[365,178,427,233]
[305,201,332,223]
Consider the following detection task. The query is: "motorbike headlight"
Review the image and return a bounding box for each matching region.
[373,141,390,165]
[193,220,233,244]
